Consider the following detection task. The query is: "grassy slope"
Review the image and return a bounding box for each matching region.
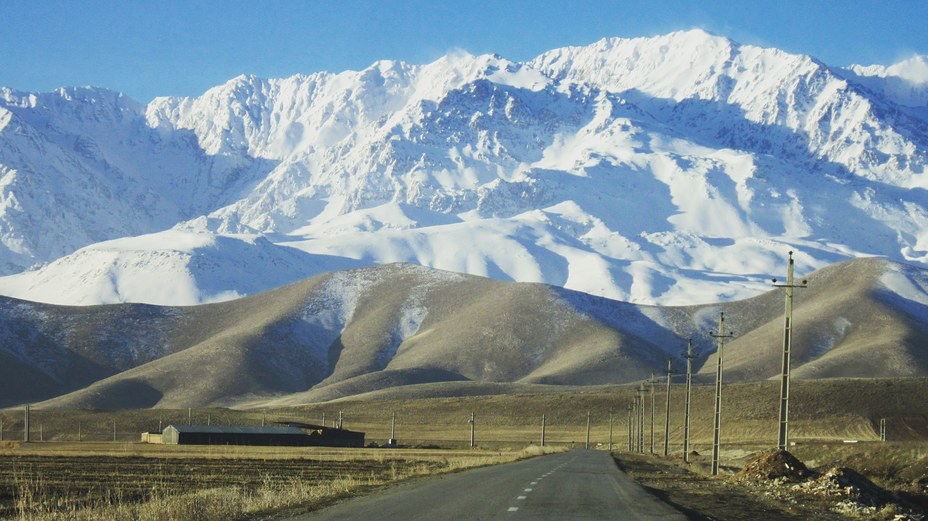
[0,258,926,409]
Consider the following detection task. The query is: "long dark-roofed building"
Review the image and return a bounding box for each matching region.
[161,423,365,447]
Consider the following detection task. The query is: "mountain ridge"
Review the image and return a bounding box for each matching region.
[1,29,927,306]
[0,257,925,409]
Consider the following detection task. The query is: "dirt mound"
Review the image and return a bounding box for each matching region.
[898,456,928,490]
[738,450,813,482]
[799,467,891,507]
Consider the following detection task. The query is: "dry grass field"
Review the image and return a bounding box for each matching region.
[1,377,926,520]
[0,442,559,520]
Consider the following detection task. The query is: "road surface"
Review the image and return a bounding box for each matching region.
[291,450,688,520]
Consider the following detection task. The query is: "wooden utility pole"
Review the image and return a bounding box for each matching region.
[772,251,807,451]
[683,339,694,463]
[709,312,735,476]
[880,418,887,442]
[470,411,476,448]
[23,404,30,443]
[391,411,397,441]
[664,359,673,457]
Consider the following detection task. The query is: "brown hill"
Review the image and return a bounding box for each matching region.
[0,258,926,409]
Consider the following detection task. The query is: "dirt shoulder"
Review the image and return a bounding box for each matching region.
[613,452,919,521]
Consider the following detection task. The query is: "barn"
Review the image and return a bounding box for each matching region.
[161,423,365,447]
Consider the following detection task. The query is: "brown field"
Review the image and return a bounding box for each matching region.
[0,442,557,520]
[1,377,926,520]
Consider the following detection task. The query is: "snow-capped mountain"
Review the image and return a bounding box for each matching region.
[1,29,927,306]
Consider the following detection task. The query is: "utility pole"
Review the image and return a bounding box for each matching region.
[608,408,614,452]
[664,359,673,457]
[709,312,735,476]
[23,404,30,443]
[188,408,191,425]
[541,414,547,447]
[683,339,694,463]
[113,419,117,441]
[649,373,657,454]
[585,411,592,449]
[638,382,644,454]
[627,403,633,451]
[322,411,325,427]
[391,411,396,441]
[772,251,808,451]
[880,418,887,442]
[338,411,344,429]
[470,411,476,448]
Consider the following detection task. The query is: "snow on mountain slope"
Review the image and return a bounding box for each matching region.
[1,29,928,306]
[0,230,361,305]
[847,55,928,109]
[0,86,272,274]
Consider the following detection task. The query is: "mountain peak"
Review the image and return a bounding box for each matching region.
[1,31,927,307]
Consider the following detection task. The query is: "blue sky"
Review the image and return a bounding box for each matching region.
[2,0,926,102]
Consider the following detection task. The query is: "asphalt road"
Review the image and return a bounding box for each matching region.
[291,450,688,520]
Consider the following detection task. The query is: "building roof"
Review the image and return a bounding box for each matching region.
[164,425,306,435]
[277,421,363,434]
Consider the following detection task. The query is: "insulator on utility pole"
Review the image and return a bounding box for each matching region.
[772,250,808,451]
[709,312,735,476]
[683,339,694,463]
[664,358,673,457]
